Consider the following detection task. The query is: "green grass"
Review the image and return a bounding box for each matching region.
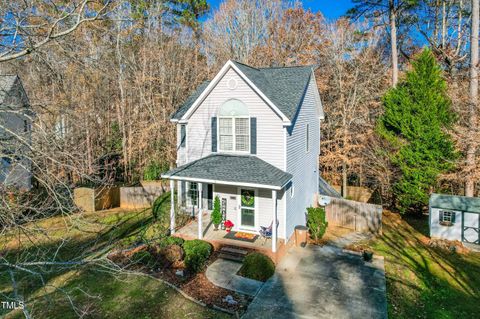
[369,211,480,319]
[0,192,230,318]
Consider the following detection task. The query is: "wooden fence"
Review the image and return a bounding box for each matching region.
[324,197,383,234]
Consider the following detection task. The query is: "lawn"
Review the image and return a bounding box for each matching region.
[369,211,480,319]
[0,192,230,319]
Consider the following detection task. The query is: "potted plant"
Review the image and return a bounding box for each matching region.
[211,196,222,230]
[224,220,234,232]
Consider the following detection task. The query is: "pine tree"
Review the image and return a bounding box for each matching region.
[378,49,457,213]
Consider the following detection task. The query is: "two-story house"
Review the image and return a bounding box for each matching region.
[0,75,33,190]
[162,60,324,253]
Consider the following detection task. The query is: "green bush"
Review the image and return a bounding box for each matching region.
[131,250,156,267]
[183,240,212,273]
[306,207,328,242]
[239,252,275,282]
[210,196,222,226]
[158,236,185,248]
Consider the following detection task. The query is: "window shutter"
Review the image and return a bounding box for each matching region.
[451,212,456,223]
[180,125,186,148]
[439,211,444,223]
[211,117,217,152]
[250,117,257,154]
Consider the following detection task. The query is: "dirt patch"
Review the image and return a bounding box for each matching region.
[427,238,470,254]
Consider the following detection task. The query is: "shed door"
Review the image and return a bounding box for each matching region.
[462,212,480,244]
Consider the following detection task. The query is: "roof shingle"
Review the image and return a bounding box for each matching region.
[162,154,292,189]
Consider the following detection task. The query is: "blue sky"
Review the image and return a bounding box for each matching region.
[208,0,355,19]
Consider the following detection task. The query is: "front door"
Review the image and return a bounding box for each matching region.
[240,188,256,229]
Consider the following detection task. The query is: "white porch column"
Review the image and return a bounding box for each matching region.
[170,180,175,234]
[177,180,182,206]
[272,189,277,253]
[198,182,203,239]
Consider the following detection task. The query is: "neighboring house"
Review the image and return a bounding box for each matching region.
[0,75,33,190]
[162,60,324,253]
[429,193,480,245]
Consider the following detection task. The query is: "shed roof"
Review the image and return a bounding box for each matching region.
[161,154,292,189]
[429,193,480,214]
[171,61,314,121]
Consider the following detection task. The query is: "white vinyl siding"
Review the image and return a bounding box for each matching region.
[285,76,320,240]
[184,68,285,169]
[213,184,285,239]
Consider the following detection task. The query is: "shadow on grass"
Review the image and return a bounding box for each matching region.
[372,211,480,318]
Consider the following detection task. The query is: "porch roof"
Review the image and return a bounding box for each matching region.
[162,154,292,190]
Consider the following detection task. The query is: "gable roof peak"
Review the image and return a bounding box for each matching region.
[171,60,319,122]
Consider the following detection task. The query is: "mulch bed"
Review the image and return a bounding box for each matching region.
[108,245,251,314]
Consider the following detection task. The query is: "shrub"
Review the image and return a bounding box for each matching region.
[183,240,212,273]
[239,252,275,282]
[211,196,222,226]
[158,236,185,248]
[162,244,185,265]
[131,250,156,267]
[306,207,328,242]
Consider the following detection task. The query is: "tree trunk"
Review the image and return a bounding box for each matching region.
[389,0,399,86]
[466,0,479,196]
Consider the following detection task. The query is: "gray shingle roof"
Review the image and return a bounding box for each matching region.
[171,81,210,120]
[0,75,18,105]
[430,193,480,214]
[162,154,292,188]
[318,176,341,198]
[171,61,314,121]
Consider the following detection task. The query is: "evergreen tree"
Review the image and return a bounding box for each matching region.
[378,49,457,213]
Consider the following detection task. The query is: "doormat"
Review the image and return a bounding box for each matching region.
[224,231,258,243]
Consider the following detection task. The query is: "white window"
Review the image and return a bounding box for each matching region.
[219,118,233,151]
[439,210,455,225]
[218,99,249,153]
[188,182,198,206]
[306,123,310,152]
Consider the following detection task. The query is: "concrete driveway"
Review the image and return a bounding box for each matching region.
[242,245,387,319]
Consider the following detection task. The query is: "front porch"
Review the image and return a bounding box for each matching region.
[161,154,293,256]
[175,210,288,262]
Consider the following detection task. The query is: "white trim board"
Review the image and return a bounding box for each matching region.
[161,175,290,191]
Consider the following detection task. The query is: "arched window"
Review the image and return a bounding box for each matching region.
[218,99,250,152]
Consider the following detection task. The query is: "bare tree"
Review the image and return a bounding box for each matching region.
[0,1,113,62]
[466,0,479,196]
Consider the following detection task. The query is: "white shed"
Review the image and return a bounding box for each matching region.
[429,193,480,245]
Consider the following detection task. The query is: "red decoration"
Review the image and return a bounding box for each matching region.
[224,220,234,232]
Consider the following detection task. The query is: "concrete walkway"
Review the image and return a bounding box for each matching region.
[205,259,263,297]
[242,245,387,319]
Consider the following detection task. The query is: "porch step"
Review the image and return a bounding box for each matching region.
[221,247,249,255]
[218,253,245,262]
[218,246,249,262]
